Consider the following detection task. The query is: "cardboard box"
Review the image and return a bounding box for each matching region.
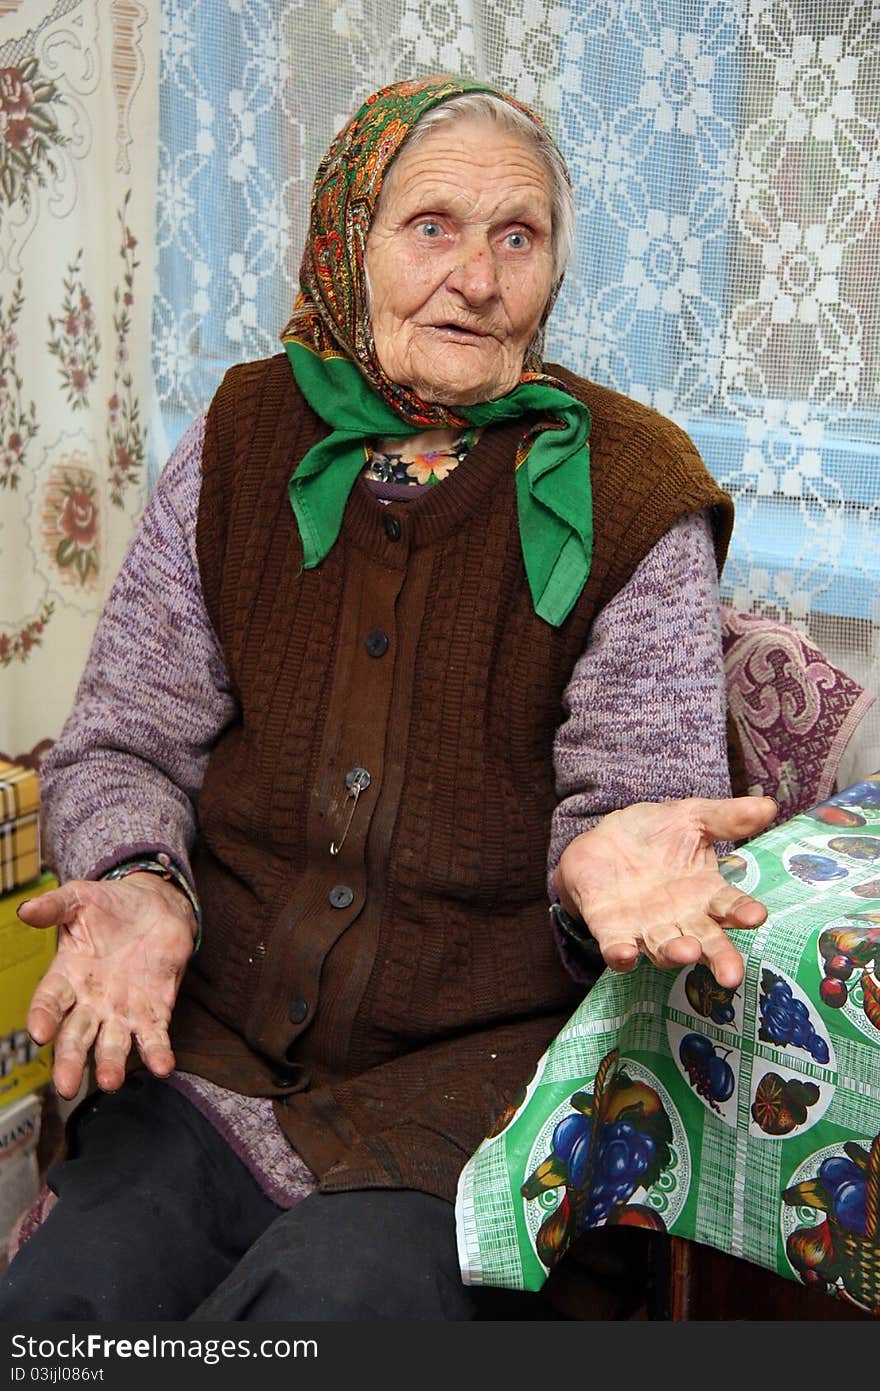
[0,760,41,893]
[0,873,57,1106]
[0,1091,42,1267]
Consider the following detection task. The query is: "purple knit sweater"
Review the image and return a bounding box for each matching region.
[40,413,732,1206]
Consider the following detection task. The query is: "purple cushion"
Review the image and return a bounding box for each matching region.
[722,606,875,825]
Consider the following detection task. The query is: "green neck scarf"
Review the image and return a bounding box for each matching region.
[281,76,593,628]
[287,341,592,627]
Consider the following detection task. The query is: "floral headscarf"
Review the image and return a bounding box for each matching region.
[280,75,593,627]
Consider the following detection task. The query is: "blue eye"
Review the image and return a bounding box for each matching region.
[506,230,530,250]
[416,221,442,238]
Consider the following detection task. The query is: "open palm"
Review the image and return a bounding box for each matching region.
[554,795,777,989]
[19,874,196,1099]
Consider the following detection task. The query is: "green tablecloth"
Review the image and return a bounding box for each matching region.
[456,775,880,1316]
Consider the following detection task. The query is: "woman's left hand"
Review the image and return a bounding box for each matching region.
[553,796,777,989]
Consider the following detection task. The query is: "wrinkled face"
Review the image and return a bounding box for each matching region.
[364,117,554,405]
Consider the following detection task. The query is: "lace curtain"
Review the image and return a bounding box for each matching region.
[545,0,879,784]
[152,0,878,783]
[0,0,158,758]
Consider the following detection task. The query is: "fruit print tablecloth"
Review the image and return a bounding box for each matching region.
[455,774,880,1316]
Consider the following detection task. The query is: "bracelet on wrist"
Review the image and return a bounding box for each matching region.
[102,852,202,951]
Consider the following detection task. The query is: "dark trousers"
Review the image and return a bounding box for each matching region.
[0,1074,548,1321]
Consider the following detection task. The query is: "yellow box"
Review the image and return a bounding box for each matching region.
[0,872,57,1106]
[0,761,42,893]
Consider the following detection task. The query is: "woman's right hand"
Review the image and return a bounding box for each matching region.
[18,873,197,1099]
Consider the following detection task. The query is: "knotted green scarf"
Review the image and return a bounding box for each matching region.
[281,76,593,627]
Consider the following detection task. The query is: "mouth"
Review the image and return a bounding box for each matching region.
[425,322,492,343]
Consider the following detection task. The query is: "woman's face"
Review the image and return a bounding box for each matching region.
[365,117,554,405]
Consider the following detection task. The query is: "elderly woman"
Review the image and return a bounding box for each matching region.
[1,76,773,1321]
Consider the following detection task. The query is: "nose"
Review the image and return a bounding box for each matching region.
[445,232,499,306]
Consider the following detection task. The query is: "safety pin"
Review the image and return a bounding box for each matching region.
[330,767,371,856]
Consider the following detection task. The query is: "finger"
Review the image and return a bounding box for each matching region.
[690,795,778,843]
[584,921,642,973]
[699,933,747,990]
[52,1007,100,1100]
[133,1023,175,1079]
[128,966,184,1078]
[16,882,88,928]
[131,1001,175,1073]
[602,942,641,973]
[640,928,704,971]
[642,917,746,989]
[706,884,768,929]
[27,971,77,1045]
[93,1017,133,1093]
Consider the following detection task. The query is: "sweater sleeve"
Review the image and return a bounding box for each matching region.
[548,508,732,897]
[39,414,237,889]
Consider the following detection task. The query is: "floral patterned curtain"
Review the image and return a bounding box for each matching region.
[0,0,158,760]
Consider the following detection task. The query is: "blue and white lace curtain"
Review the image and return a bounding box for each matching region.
[152,0,879,777]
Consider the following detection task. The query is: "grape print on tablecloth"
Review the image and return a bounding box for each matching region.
[759,967,832,1065]
[782,1135,880,1313]
[519,1049,689,1271]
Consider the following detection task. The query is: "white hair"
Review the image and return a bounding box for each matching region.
[388,91,574,281]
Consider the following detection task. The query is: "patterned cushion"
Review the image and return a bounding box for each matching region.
[722,606,875,826]
[5,1184,56,1266]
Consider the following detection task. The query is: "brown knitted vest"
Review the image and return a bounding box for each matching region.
[170,353,734,1201]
